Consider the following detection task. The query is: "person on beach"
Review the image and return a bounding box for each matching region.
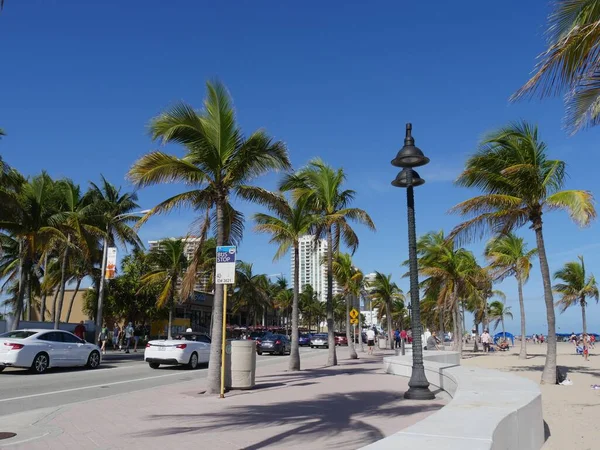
[583,334,590,361]
[366,328,375,355]
[481,329,491,352]
[426,331,440,350]
[589,334,596,349]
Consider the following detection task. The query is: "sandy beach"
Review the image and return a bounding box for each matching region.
[461,341,599,450]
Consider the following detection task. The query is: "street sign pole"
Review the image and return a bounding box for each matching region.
[216,245,236,399]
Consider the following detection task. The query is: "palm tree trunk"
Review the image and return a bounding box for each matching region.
[581,296,587,336]
[167,297,174,340]
[386,299,393,350]
[205,199,226,394]
[65,278,82,323]
[326,227,337,366]
[517,277,527,359]
[289,242,301,371]
[54,235,70,329]
[24,269,32,322]
[533,220,557,384]
[39,253,49,322]
[51,288,59,323]
[347,294,357,358]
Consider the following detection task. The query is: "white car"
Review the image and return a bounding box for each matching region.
[144,332,211,370]
[310,333,329,348]
[0,329,102,374]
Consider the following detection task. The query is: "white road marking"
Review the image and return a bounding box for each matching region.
[0,371,193,403]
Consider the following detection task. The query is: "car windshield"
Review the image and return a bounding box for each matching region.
[300,334,310,338]
[0,331,37,339]
[313,334,327,339]
[249,332,266,338]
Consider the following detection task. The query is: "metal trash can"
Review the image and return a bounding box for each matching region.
[225,340,256,390]
[378,336,388,349]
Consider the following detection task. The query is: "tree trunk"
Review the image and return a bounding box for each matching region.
[65,278,82,323]
[581,296,587,336]
[326,227,337,366]
[439,303,445,342]
[51,288,59,323]
[386,299,393,350]
[533,219,557,385]
[205,199,226,394]
[25,270,31,322]
[289,242,301,371]
[358,295,364,352]
[517,277,527,359]
[39,253,49,322]
[347,294,357,358]
[167,297,174,340]
[54,235,71,329]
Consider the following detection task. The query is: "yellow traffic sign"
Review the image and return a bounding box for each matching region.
[350,318,359,325]
[349,308,359,320]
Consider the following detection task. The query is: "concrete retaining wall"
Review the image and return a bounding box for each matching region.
[361,351,544,450]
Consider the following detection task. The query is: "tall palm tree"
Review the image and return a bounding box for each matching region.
[333,253,362,359]
[253,195,317,371]
[139,239,188,339]
[512,0,600,132]
[367,272,404,349]
[280,159,375,366]
[299,284,320,331]
[553,255,599,336]
[232,262,270,326]
[484,233,537,359]
[450,121,596,383]
[129,80,290,394]
[488,300,513,341]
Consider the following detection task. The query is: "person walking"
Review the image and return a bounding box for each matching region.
[99,324,108,355]
[112,323,120,350]
[366,328,376,355]
[133,324,143,352]
[400,329,407,345]
[74,321,86,340]
[583,334,590,361]
[394,328,401,349]
[124,322,134,354]
[481,329,492,353]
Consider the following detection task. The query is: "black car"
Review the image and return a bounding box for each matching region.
[248,331,274,354]
[258,334,291,355]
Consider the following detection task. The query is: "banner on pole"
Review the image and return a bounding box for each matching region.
[105,247,117,279]
[216,246,236,285]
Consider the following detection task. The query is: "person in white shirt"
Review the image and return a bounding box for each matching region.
[481,329,492,352]
[366,328,376,355]
[424,328,432,344]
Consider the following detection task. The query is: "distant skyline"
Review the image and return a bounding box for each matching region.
[1,1,599,334]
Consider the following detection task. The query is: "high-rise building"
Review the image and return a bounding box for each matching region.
[148,237,211,292]
[290,235,341,302]
[362,272,379,326]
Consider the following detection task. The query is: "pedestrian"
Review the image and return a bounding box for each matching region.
[394,328,401,349]
[112,323,120,350]
[481,329,491,353]
[124,322,134,353]
[400,328,407,345]
[426,331,440,350]
[133,324,142,352]
[99,324,108,355]
[583,334,590,361]
[424,328,431,344]
[590,334,596,349]
[366,328,376,355]
[74,321,86,340]
[407,329,412,344]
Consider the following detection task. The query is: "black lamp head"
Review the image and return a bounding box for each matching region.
[391,123,430,168]
[391,168,425,188]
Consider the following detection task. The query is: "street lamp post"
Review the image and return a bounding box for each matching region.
[391,123,434,400]
[94,209,149,342]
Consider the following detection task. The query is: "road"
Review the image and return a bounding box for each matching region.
[0,347,326,417]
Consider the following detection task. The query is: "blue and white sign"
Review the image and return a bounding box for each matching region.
[216,245,236,284]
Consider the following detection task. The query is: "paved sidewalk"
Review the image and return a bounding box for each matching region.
[0,347,446,450]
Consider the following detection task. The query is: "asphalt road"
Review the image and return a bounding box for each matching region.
[0,346,327,417]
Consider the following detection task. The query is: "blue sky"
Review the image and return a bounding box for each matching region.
[1,1,599,334]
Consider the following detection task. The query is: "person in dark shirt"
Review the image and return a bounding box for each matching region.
[74,321,86,340]
[133,325,143,352]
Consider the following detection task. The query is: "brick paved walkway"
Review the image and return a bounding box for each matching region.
[1,348,446,449]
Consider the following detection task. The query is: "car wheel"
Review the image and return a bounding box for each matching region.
[188,352,199,370]
[86,351,101,369]
[31,352,49,374]
[149,362,160,369]
[0,366,5,373]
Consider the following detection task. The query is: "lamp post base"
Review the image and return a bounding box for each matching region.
[404,369,435,400]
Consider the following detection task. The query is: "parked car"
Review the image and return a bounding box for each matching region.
[298,333,312,346]
[310,333,328,348]
[248,331,274,354]
[145,332,211,369]
[258,334,291,355]
[334,333,348,346]
[0,329,101,374]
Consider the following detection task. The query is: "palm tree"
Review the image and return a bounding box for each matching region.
[299,284,320,331]
[553,255,599,336]
[367,272,404,349]
[139,239,188,339]
[488,300,513,341]
[280,159,375,366]
[333,253,362,359]
[512,1,600,132]
[232,262,270,326]
[450,121,596,383]
[484,233,537,359]
[129,81,290,394]
[253,195,317,370]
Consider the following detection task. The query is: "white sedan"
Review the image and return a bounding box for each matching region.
[144,332,211,370]
[0,329,102,374]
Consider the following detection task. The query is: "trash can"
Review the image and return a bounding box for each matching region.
[225,339,256,390]
[378,336,388,349]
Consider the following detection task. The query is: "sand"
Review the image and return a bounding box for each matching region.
[461,341,599,450]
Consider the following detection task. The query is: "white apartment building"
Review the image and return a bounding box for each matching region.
[148,237,211,292]
[290,235,341,302]
[362,272,379,327]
